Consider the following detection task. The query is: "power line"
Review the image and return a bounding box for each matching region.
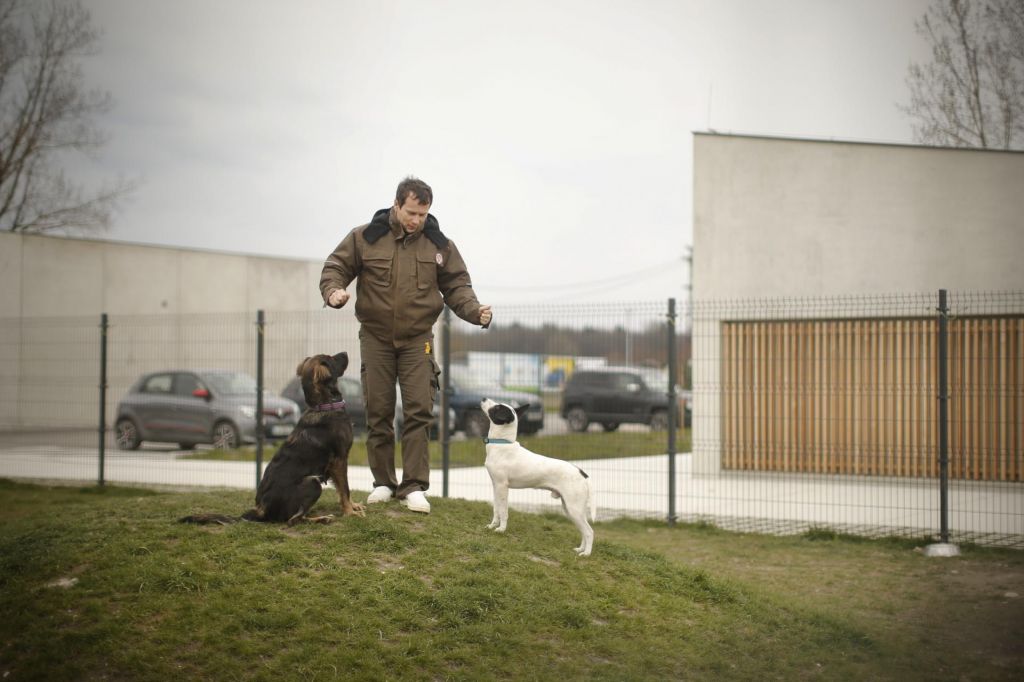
[486,256,685,293]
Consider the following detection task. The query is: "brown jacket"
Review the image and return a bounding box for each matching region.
[320,208,486,341]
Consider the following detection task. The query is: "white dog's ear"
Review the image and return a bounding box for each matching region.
[515,404,530,418]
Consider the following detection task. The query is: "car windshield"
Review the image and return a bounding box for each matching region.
[638,370,681,395]
[202,371,258,396]
[639,371,666,392]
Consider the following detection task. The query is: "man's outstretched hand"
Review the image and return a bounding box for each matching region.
[328,289,350,308]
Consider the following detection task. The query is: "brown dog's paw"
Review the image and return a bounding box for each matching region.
[308,514,334,525]
[344,502,366,517]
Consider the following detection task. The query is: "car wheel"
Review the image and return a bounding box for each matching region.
[649,410,669,431]
[464,410,490,438]
[115,419,141,450]
[601,421,620,432]
[177,442,196,450]
[566,407,589,433]
[212,421,240,450]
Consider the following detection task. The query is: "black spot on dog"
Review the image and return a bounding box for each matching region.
[487,404,516,425]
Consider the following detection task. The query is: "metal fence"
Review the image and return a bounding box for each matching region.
[0,291,1021,547]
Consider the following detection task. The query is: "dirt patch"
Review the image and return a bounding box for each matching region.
[904,558,1024,668]
[528,554,559,567]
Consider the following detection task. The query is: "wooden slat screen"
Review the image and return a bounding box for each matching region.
[721,316,1023,481]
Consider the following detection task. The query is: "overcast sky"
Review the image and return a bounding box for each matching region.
[77,0,932,304]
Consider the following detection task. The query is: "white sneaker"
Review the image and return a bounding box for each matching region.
[367,486,394,504]
[401,490,430,514]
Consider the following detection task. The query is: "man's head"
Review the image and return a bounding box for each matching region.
[393,176,432,234]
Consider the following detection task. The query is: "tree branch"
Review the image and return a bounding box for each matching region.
[0,0,125,233]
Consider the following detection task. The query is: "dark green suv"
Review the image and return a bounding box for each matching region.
[560,368,682,432]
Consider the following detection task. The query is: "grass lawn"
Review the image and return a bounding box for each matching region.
[181,429,693,467]
[1,479,1021,680]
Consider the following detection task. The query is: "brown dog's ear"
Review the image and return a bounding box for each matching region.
[313,361,331,385]
[296,357,312,376]
[298,356,333,407]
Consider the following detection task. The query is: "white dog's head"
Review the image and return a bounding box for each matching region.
[480,398,530,441]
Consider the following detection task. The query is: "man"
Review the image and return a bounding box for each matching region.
[320,177,492,514]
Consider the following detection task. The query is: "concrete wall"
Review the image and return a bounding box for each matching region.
[693,134,1024,299]
[0,232,328,317]
[0,232,362,428]
[691,134,1024,474]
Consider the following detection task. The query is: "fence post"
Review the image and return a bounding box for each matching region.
[667,297,678,525]
[926,289,959,556]
[98,313,108,487]
[255,309,265,489]
[937,290,950,543]
[441,306,452,498]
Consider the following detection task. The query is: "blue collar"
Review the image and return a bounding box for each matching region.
[484,437,515,445]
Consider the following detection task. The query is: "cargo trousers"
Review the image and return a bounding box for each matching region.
[359,329,440,499]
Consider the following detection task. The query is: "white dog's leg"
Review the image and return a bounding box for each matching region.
[489,480,509,532]
[563,483,594,556]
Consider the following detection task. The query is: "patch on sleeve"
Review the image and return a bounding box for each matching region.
[435,253,443,266]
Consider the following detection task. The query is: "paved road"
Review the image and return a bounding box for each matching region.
[0,413,656,453]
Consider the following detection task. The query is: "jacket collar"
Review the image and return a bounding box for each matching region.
[363,207,449,248]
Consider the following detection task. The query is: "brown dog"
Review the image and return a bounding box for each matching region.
[180,352,364,526]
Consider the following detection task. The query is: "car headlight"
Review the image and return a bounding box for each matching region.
[239,405,255,418]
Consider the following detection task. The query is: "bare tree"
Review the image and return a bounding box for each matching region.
[902,0,1024,150]
[0,0,127,233]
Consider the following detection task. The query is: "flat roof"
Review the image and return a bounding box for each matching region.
[692,130,1024,155]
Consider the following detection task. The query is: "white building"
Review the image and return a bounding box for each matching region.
[691,133,1024,481]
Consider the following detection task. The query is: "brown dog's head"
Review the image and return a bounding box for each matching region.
[296,352,348,407]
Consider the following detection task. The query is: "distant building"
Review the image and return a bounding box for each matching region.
[0,231,326,317]
[0,232,357,427]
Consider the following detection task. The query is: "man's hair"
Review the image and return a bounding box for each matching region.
[395,176,433,207]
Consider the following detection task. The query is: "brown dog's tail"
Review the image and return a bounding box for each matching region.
[179,506,266,525]
[178,513,240,525]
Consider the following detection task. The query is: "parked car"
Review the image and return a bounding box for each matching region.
[115,370,300,450]
[560,367,682,432]
[634,368,692,428]
[447,369,544,437]
[677,389,693,428]
[280,375,453,440]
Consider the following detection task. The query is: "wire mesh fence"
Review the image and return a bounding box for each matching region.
[0,291,1020,547]
[690,291,1022,546]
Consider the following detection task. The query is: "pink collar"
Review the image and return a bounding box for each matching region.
[311,399,346,412]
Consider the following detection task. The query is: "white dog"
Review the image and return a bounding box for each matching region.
[480,398,596,556]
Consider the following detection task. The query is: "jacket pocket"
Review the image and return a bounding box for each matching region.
[429,356,440,403]
[416,254,438,290]
[363,255,392,287]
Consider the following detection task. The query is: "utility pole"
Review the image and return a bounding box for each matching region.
[684,246,693,335]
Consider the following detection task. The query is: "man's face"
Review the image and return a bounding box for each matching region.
[394,194,430,234]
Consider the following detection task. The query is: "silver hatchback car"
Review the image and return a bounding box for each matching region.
[115,369,300,450]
